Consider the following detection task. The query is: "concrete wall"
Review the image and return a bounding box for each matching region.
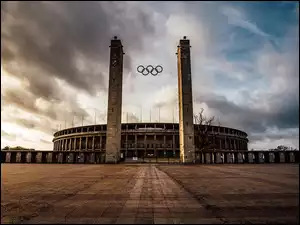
[2,151,299,164]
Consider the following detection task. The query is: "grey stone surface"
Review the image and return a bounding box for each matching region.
[1,164,299,224]
[105,37,124,163]
[177,38,195,163]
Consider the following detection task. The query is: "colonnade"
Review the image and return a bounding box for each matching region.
[53,134,248,152]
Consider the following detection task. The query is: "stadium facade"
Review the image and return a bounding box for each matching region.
[53,123,248,158]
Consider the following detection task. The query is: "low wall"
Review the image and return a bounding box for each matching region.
[1,150,299,164]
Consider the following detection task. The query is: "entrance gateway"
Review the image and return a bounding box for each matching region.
[105,36,195,164]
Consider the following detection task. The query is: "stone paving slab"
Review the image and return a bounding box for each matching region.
[1,164,299,224]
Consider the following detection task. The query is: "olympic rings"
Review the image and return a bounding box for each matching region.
[137,65,163,76]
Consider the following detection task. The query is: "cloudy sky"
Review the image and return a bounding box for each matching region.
[1,1,299,150]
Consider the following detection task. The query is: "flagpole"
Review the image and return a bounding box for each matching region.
[172,107,175,123]
[158,107,160,122]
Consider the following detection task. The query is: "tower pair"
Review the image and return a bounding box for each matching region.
[105,36,195,163]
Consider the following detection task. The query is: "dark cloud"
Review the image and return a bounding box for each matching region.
[1,88,41,115]
[1,88,89,121]
[194,91,299,134]
[16,118,36,129]
[14,117,56,135]
[249,129,299,142]
[1,1,156,99]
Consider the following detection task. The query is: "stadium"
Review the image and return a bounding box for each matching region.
[52,122,248,158]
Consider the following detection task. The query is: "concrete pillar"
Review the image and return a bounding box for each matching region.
[69,138,72,151]
[144,135,147,157]
[74,138,77,151]
[164,135,166,155]
[85,136,88,151]
[125,133,128,157]
[100,135,102,150]
[92,136,95,150]
[64,139,67,151]
[154,135,156,157]
[105,37,124,163]
[219,139,222,150]
[135,135,137,157]
[79,137,82,151]
[177,37,195,163]
[172,135,175,155]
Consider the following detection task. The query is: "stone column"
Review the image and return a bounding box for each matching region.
[64,139,68,151]
[106,37,124,163]
[69,138,72,151]
[85,137,88,151]
[135,135,137,157]
[154,135,156,157]
[164,135,166,155]
[100,135,103,150]
[144,135,147,157]
[79,137,82,151]
[172,135,175,155]
[177,37,195,163]
[125,133,128,157]
[92,136,95,151]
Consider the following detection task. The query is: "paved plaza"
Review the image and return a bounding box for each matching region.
[1,164,299,224]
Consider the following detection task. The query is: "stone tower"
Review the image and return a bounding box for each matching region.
[105,37,124,163]
[177,37,195,163]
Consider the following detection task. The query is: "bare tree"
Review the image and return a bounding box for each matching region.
[194,108,219,152]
